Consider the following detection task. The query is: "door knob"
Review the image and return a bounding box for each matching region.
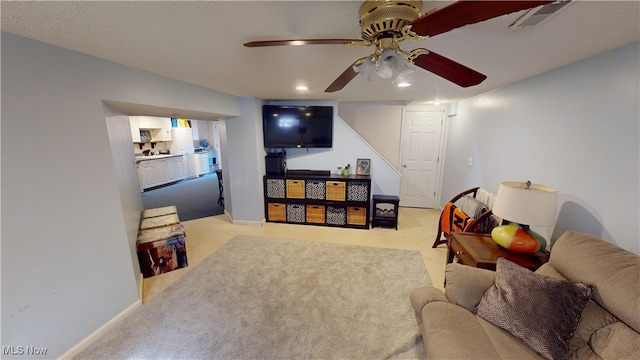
[402,164,407,168]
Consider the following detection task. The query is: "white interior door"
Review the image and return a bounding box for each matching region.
[399,110,444,208]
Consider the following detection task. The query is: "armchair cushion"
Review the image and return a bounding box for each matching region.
[475,258,594,360]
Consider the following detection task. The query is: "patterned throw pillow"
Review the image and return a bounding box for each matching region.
[475,258,594,360]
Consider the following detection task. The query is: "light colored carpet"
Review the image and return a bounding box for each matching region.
[75,235,431,359]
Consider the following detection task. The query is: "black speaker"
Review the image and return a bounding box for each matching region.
[265,154,286,175]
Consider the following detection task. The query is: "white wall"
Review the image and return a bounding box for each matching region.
[223,97,266,224]
[1,32,240,357]
[104,105,145,291]
[338,102,449,172]
[441,42,639,254]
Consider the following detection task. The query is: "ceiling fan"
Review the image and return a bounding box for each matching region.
[245,0,552,92]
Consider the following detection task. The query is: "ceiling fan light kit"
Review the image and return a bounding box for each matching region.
[244,0,554,93]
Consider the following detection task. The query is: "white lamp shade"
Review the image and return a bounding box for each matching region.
[492,182,558,226]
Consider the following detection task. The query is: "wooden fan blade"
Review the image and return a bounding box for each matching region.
[324,58,365,93]
[413,51,487,88]
[244,39,363,47]
[411,1,553,37]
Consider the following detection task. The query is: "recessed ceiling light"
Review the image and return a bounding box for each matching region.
[397,82,411,87]
[296,85,308,91]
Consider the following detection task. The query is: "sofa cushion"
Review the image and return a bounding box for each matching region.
[476,258,594,360]
[444,263,495,311]
[548,231,640,334]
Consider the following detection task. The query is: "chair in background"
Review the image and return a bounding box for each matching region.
[215,169,224,207]
[432,187,500,248]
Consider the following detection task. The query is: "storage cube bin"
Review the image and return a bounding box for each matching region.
[326,181,346,201]
[347,206,367,226]
[286,204,306,223]
[326,206,347,225]
[267,203,286,222]
[347,181,370,202]
[286,179,305,199]
[137,224,187,278]
[306,180,326,200]
[306,205,325,223]
[266,179,286,198]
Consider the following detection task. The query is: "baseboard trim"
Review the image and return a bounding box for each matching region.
[232,219,263,226]
[58,300,141,359]
[222,210,262,226]
[138,273,144,300]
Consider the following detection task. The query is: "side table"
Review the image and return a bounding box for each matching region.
[448,232,549,271]
[371,195,400,230]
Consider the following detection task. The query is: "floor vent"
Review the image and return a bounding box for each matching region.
[509,1,572,29]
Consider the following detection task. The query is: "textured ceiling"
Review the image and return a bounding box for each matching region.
[2,1,639,104]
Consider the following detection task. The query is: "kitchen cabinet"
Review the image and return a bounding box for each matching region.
[129,116,141,142]
[139,161,159,189]
[198,153,209,175]
[152,118,172,141]
[137,116,164,129]
[166,156,185,182]
[191,119,199,140]
[186,154,199,179]
[130,116,172,143]
[137,157,187,190]
[170,128,194,155]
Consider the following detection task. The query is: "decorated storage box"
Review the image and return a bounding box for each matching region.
[139,213,180,230]
[137,223,187,278]
[142,205,178,219]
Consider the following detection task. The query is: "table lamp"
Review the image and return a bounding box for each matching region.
[491,181,558,253]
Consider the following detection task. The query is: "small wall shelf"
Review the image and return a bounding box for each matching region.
[136,142,157,150]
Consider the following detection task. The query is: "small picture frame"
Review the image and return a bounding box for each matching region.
[356,158,371,175]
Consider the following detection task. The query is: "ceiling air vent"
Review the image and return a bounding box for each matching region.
[509,0,572,29]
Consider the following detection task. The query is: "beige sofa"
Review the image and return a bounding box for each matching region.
[411,231,640,359]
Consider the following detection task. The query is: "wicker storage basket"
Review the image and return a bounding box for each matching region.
[286,179,305,199]
[326,181,346,201]
[306,205,326,223]
[347,206,367,226]
[267,203,286,222]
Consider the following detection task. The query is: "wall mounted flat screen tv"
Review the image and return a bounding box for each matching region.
[262,105,333,148]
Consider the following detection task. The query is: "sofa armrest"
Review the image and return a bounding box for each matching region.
[445,263,496,311]
[410,286,449,328]
[420,301,501,359]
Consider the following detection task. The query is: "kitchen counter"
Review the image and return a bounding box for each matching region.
[134,154,183,162]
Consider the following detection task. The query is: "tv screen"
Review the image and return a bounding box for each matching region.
[262,105,333,148]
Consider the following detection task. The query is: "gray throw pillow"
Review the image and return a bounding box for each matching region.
[475,258,594,360]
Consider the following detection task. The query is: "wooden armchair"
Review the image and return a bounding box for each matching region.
[432,187,498,248]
